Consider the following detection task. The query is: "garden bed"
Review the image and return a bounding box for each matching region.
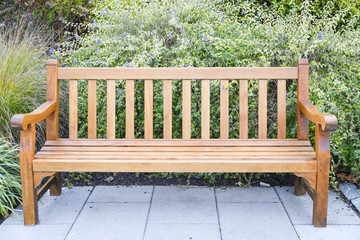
[61,172,296,188]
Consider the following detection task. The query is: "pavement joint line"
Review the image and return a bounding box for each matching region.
[274,187,301,240]
[63,186,95,240]
[142,185,155,240]
[214,187,223,240]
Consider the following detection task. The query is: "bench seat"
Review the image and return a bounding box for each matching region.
[33,139,316,173]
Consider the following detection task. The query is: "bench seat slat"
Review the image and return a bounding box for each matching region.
[36,151,315,157]
[44,139,312,147]
[40,146,314,152]
[33,159,316,173]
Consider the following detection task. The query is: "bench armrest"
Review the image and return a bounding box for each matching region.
[299,100,338,132]
[11,101,57,131]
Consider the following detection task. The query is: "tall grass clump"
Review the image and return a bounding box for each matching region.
[0,138,21,218]
[54,0,360,181]
[0,22,49,141]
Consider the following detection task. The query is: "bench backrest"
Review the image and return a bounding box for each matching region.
[46,59,309,140]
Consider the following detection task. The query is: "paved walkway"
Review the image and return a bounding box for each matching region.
[1,186,360,240]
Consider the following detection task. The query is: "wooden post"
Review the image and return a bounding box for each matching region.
[313,124,330,227]
[297,59,309,140]
[295,59,309,194]
[294,177,306,196]
[20,123,39,225]
[46,60,61,196]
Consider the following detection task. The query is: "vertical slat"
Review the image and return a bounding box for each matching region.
[182,80,191,139]
[201,79,210,139]
[220,80,229,139]
[107,80,116,139]
[163,80,172,139]
[144,79,153,139]
[88,79,97,139]
[126,79,135,139]
[20,123,38,225]
[258,79,267,139]
[69,80,78,139]
[239,80,248,139]
[46,60,61,196]
[297,59,309,140]
[277,79,287,139]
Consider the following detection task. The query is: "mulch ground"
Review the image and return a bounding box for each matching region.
[61,172,296,187]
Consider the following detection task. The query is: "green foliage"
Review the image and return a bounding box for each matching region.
[55,0,360,179]
[0,138,21,218]
[0,22,48,141]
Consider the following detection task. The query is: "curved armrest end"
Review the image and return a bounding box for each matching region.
[299,100,338,132]
[322,114,338,132]
[10,114,27,131]
[10,101,57,131]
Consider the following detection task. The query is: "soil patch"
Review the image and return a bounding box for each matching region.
[61,172,296,187]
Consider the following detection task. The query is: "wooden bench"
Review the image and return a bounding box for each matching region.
[11,59,338,227]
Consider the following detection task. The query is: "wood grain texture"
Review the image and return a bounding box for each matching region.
[88,80,97,139]
[299,100,338,132]
[10,101,56,131]
[297,59,309,140]
[182,80,191,139]
[58,67,298,80]
[46,60,59,140]
[45,60,61,197]
[33,159,316,173]
[69,80,78,139]
[277,79,286,139]
[163,80,172,139]
[258,79,267,139]
[144,79,153,139]
[126,80,135,139]
[313,124,331,227]
[45,139,312,147]
[107,80,116,139]
[19,123,38,225]
[239,80,248,139]
[220,80,229,139]
[294,176,306,196]
[201,80,210,139]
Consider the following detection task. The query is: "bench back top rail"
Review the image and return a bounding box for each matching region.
[47,59,309,141]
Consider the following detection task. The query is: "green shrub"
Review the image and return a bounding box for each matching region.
[0,22,49,142]
[0,138,21,218]
[54,0,360,178]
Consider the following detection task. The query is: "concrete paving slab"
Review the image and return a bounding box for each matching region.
[216,187,279,203]
[144,223,221,240]
[3,187,92,225]
[351,197,360,213]
[66,202,149,240]
[295,225,360,240]
[218,202,298,240]
[339,183,360,200]
[275,186,360,225]
[148,186,217,224]
[88,185,153,203]
[0,224,71,240]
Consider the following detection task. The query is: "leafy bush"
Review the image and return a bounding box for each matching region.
[54,0,360,178]
[0,138,21,218]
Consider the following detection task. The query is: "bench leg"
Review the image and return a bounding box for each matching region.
[294,176,306,196]
[20,124,39,225]
[312,125,330,227]
[50,172,62,196]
